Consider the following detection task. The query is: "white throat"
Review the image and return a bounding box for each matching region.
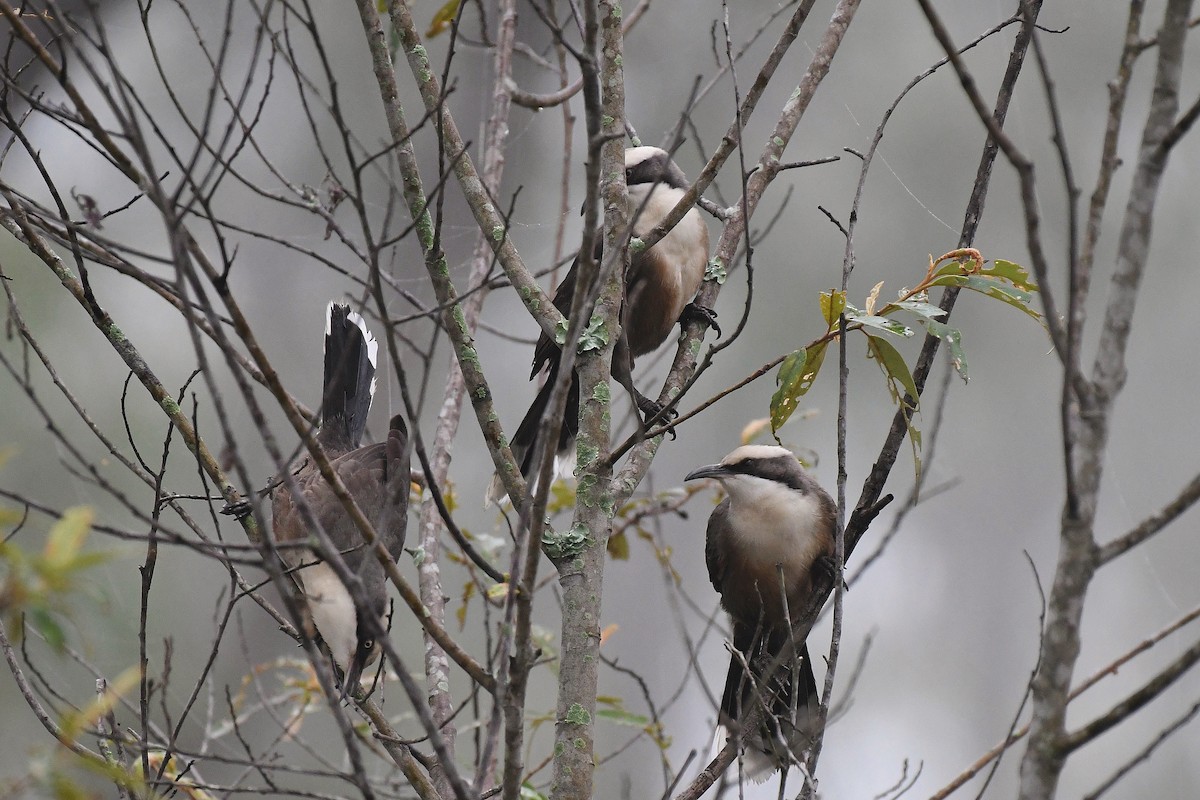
[721,474,828,567]
[301,562,358,672]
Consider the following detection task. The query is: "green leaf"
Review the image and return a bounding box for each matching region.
[866,334,922,483]
[932,252,984,279]
[597,707,651,727]
[924,319,968,383]
[964,275,1043,323]
[520,783,550,800]
[820,289,846,328]
[964,275,1033,304]
[848,312,914,338]
[866,335,919,404]
[931,274,1044,323]
[596,695,650,727]
[984,259,1038,291]
[28,608,66,652]
[892,300,948,321]
[769,343,828,437]
[933,259,969,278]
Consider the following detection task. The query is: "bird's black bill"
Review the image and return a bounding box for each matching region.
[338,656,366,701]
[684,463,728,482]
[340,631,381,701]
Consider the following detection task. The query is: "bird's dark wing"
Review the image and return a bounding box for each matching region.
[326,443,389,573]
[705,498,732,593]
[508,360,579,479]
[270,462,311,566]
[275,419,410,574]
[529,232,604,379]
[530,259,576,378]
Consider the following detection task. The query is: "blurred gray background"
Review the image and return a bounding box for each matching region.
[2,0,1198,797]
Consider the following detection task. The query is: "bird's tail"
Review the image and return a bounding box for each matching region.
[720,625,819,781]
[485,364,578,506]
[320,303,378,451]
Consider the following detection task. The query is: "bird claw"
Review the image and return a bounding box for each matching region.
[220,499,253,519]
[638,396,679,440]
[813,554,846,591]
[680,302,721,337]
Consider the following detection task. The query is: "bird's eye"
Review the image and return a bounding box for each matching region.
[363,639,375,650]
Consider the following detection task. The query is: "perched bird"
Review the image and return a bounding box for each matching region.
[272,303,410,696]
[685,445,837,778]
[494,146,712,502]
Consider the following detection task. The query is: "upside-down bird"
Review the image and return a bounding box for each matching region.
[493,146,712,502]
[272,303,410,696]
[685,445,837,778]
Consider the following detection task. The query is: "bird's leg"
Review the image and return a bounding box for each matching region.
[634,389,680,440]
[679,301,721,337]
[812,553,846,592]
[612,329,680,440]
[622,374,679,440]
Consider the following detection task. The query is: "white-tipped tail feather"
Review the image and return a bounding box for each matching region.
[327,302,378,396]
[484,450,577,508]
[709,725,777,785]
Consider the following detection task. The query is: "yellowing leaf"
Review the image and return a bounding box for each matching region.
[985,259,1038,291]
[442,480,458,513]
[739,417,771,445]
[426,0,460,37]
[820,290,846,328]
[548,480,576,514]
[42,507,93,570]
[606,530,629,560]
[135,750,215,799]
[865,281,884,316]
[61,667,139,743]
[457,581,476,630]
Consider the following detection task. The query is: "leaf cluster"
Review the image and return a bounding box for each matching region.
[1,505,110,652]
[769,249,1040,473]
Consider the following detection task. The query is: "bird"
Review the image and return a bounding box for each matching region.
[492,146,713,503]
[271,303,410,697]
[684,445,837,779]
